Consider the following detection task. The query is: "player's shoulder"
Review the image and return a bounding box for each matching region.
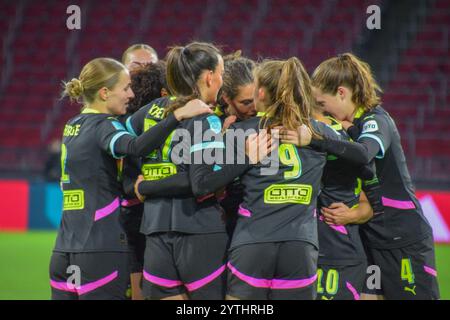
[324,116,351,138]
[231,117,259,131]
[360,105,389,122]
[311,119,342,140]
[311,118,326,131]
[71,111,110,125]
[358,105,392,134]
[180,112,222,136]
[154,95,175,109]
[325,116,341,128]
[65,113,83,126]
[91,115,127,133]
[64,113,117,140]
[136,96,176,113]
[202,113,223,133]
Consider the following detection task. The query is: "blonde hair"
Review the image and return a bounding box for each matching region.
[255,57,320,138]
[311,53,382,112]
[122,44,158,64]
[62,57,126,103]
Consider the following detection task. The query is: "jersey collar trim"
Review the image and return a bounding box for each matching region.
[353,107,365,120]
[81,107,101,114]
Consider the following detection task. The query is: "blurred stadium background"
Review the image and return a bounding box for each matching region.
[0,0,448,299]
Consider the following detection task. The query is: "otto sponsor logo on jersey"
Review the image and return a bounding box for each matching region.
[362,120,379,133]
[63,189,85,210]
[141,163,177,181]
[264,184,312,204]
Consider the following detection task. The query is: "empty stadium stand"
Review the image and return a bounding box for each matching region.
[0,0,448,185]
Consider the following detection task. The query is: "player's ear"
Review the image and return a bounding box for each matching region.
[205,70,213,87]
[336,86,347,101]
[258,87,266,102]
[98,87,109,101]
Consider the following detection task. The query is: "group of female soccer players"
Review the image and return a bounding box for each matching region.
[49,41,440,300]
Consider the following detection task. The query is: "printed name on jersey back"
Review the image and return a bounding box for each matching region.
[362,120,379,133]
[63,124,81,137]
[146,103,165,120]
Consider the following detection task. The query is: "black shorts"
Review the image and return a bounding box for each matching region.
[227,241,318,300]
[316,262,367,300]
[49,251,131,300]
[120,204,145,273]
[142,232,228,300]
[362,235,440,299]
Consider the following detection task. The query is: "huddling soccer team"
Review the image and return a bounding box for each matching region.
[49,42,440,300]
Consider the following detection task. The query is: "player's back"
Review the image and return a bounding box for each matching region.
[133,100,227,235]
[55,111,128,253]
[229,116,330,250]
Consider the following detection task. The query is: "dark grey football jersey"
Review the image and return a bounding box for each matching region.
[355,106,432,249]
[129,98,226,235]
[317,117,366,265]
[229,116,340,251]
[54,109,133,252]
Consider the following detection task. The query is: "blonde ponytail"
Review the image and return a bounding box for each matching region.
[255,57,320,138]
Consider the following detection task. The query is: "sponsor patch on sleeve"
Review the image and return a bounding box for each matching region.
[362,120,379,133]
[206,115,222,134]
[111,120,126,131]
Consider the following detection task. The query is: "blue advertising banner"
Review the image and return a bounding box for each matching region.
[28,182,62,229]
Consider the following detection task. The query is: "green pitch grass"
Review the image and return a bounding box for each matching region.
[0,231,449,300]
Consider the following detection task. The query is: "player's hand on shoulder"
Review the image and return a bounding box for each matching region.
[222,115,237,132]
[273,124,311,146]
[245,130,276,164]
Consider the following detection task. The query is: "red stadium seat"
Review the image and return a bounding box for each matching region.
[0,0,447,178]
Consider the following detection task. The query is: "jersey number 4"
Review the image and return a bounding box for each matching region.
[401,258,415,284]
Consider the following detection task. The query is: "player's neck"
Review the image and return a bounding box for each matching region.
[348,104,365,122]
[198,87,215,105]
[347,103,360,122]
[85,101,109,114]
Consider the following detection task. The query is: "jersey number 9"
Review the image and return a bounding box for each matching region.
[279,144,302,179]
